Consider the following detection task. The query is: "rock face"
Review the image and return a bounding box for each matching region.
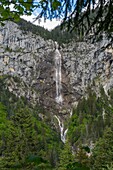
[0,21,113,121]
[62,41,113,99]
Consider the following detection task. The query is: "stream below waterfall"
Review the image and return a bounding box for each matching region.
[54,115,68,143]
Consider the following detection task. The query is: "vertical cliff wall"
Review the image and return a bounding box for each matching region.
[0,21,113,124]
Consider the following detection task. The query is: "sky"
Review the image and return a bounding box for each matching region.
[9,3,61,31]
[21,14,61,31]
[9,0,99,31]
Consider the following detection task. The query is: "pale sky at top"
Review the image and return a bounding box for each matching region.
[21,14,61,31]
[9,0,99,31]
[9,3,61,31]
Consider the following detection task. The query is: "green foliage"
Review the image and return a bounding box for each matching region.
[102,163,113,170]
[17,19,51,41]
[68,86,113,169]
[1,76,113,169]
[52,0,61,10]
[0,0,34,23]
[68,87,113,145]
[90,127,113,170]
[50,26,78,44]
[58,141,75,170]
[0,103,12,156]
[0,76,61,169]
[16,18,77,45]
[57,141,90,170]
[67,162,90,170]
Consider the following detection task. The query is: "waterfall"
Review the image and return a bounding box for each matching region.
[102,109,105,120]
[70,110,73,117]
[54,42,63,104]
[54,115,68,143]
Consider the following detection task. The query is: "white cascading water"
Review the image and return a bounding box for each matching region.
[54,41,63,104]
[54,115,68,143]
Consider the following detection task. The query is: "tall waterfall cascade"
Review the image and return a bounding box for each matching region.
[54,115,68,143]
[54,42,63,104]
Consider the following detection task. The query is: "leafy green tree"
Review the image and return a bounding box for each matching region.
[0,0,34,23]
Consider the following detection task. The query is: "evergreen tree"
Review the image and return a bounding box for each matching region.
[0,102,13,169]
[1,107,38,169]
[75,146,90,169]
[90,127,113,170]
[58,141,75,170]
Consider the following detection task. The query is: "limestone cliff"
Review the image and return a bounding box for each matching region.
[0,21,113,137]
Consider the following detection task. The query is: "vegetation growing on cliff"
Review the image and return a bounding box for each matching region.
[1,75,113,169]
[68,86,113,169]
[17,18,77,45]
